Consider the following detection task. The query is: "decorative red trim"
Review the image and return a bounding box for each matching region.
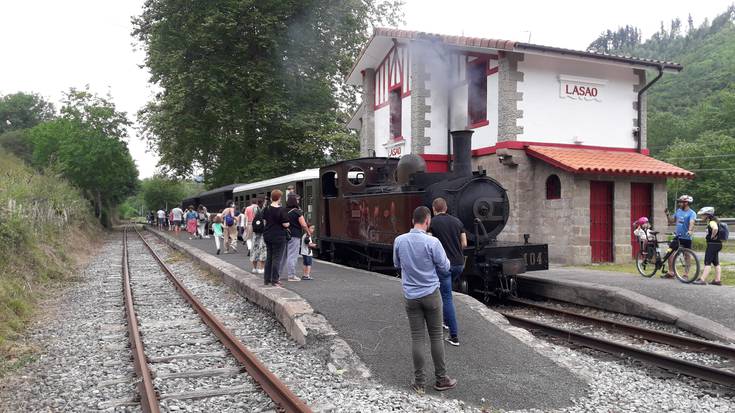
[375,101,390,110]
[420,154,450,161]
[401,90,411,98]
[392,135,404,142]
[468,119,489,129]
[389,83,402,92]
[486,66,499,76]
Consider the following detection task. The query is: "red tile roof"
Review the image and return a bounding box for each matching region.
[526,145,694,179]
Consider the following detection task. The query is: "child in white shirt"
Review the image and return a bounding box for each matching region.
[300,224,317,280]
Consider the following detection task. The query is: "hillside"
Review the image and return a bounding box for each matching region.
[0,150,97,372]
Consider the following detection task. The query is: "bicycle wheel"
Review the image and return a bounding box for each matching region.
[672,248,700,283]
[635,250,658,277]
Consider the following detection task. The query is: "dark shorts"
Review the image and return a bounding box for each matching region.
[173,220,182,226]
[157,218,165,225]
[705,242,722,266]
[670,238,692,250]
[302,255,313,266]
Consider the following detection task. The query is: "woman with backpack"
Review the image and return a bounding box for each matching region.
[250,199,267,274]
[262,190,290,287]
[694,206,724,285]
[281,195,311,281]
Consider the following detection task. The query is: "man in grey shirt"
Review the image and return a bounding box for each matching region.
[393,206,457,394]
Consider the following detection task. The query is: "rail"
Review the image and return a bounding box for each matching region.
[122,229,161,413]
[132,226,312,413]
[507,297,735,359]
[499,301,735,388]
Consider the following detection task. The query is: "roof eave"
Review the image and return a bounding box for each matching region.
[514,43,682,72]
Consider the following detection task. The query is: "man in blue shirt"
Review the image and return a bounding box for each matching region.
[665,194,696,278]
[394,206,457,394]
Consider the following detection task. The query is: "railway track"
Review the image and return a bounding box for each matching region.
[122,227,312,412]
[498,297,735,388]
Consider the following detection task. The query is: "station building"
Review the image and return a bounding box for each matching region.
[347,28,694,265]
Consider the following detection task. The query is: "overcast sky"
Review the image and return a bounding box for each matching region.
[1,0,732,178]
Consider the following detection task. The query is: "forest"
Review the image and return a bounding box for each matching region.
[588,6,735,214]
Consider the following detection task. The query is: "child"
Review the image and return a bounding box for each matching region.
[300,225,317,280]
[212,214,224,255]
[633,216,655,256]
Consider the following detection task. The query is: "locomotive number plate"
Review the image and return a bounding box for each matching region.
[522,245,549,271]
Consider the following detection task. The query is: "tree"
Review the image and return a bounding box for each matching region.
[0,129,34,163]
[0,92,54,134]
[133,0,403,187]
[140,176,188,212]
[29,88,139,224]
[661,132,735,215]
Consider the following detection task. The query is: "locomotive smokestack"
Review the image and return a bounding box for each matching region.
[451,130,474,177]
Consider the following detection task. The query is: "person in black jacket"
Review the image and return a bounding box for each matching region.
[262,190,290,287]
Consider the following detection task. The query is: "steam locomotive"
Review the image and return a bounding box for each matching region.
[318,130,548,301]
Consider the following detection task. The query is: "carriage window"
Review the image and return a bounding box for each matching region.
[347,167,365,186]
[322,171,338,198]
[546,175,561,200]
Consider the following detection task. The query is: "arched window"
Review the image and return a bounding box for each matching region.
[546,175,561,200]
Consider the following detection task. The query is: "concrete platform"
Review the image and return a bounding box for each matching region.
[153,231,586,410]
[519,268,735,343]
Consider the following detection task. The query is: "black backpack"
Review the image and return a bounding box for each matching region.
[252,207,266,234]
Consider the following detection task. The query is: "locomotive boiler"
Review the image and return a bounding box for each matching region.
[318,130,548,301]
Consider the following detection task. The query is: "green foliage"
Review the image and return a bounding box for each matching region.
[141,176,189,211]
[0,129,34,163]
[0,149,97,354]
[133,0,403,187]
[661,132,735,215]
[0,92,54,134]
[28,88,139,224]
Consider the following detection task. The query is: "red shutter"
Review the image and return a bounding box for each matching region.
[630,183,653,257]
[590,181,614,262]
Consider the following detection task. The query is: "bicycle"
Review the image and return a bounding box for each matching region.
[635,232,700,283]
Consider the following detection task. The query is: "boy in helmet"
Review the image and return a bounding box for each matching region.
[694,207,723,286]
[665,195,696,278]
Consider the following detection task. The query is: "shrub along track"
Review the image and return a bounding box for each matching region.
[122,227,311,412]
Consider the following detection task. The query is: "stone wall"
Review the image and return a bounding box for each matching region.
[474,152,668,265]
[360,69,376,157]
[409,43,433,154]
[497,52,524,141]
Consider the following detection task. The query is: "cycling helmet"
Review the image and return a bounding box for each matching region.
[697,206,715,216]
[677,195,693,203]
[633,217,649,227]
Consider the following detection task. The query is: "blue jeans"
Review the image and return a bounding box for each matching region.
[438,265,464,338]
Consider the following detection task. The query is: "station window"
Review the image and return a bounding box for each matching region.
[546,174,561,200]
[389,88,402,139]
[467,60,487,126]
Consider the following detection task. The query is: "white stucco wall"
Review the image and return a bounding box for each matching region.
[517,54,639,148]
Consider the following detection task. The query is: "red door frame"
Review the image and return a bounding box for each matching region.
[590,181,614,262]
[630,183,653,258]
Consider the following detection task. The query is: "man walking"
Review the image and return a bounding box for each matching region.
[222,200,238,253]
[665,195,696,278]
[429,198,467,346]
[156,208,165,230]
[171,205,184,236]
[393,206,457,394]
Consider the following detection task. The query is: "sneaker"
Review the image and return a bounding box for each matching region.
[711,280,722,286]
[445,336,460,347]
[223,251,229,254]
[216,249,220,255]
[301,275,313,280]
[443,324,449,331]
[410,383,425,395]
[272,281,283,288]
[692,279,707,285]
[288,276,301,282]
[434,376,457,391]
[263,281,270,286]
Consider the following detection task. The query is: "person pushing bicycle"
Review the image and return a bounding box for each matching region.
[665,195,696,278]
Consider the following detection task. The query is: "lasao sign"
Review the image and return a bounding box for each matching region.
[559,75,607,102]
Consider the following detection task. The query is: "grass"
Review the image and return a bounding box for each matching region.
[0,150,98,374]
[579,261,735,285]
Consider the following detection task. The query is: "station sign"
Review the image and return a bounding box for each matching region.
[384,139,404,158]
[559,75,607,102]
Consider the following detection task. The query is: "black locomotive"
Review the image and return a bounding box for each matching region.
[319,130,548,301]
